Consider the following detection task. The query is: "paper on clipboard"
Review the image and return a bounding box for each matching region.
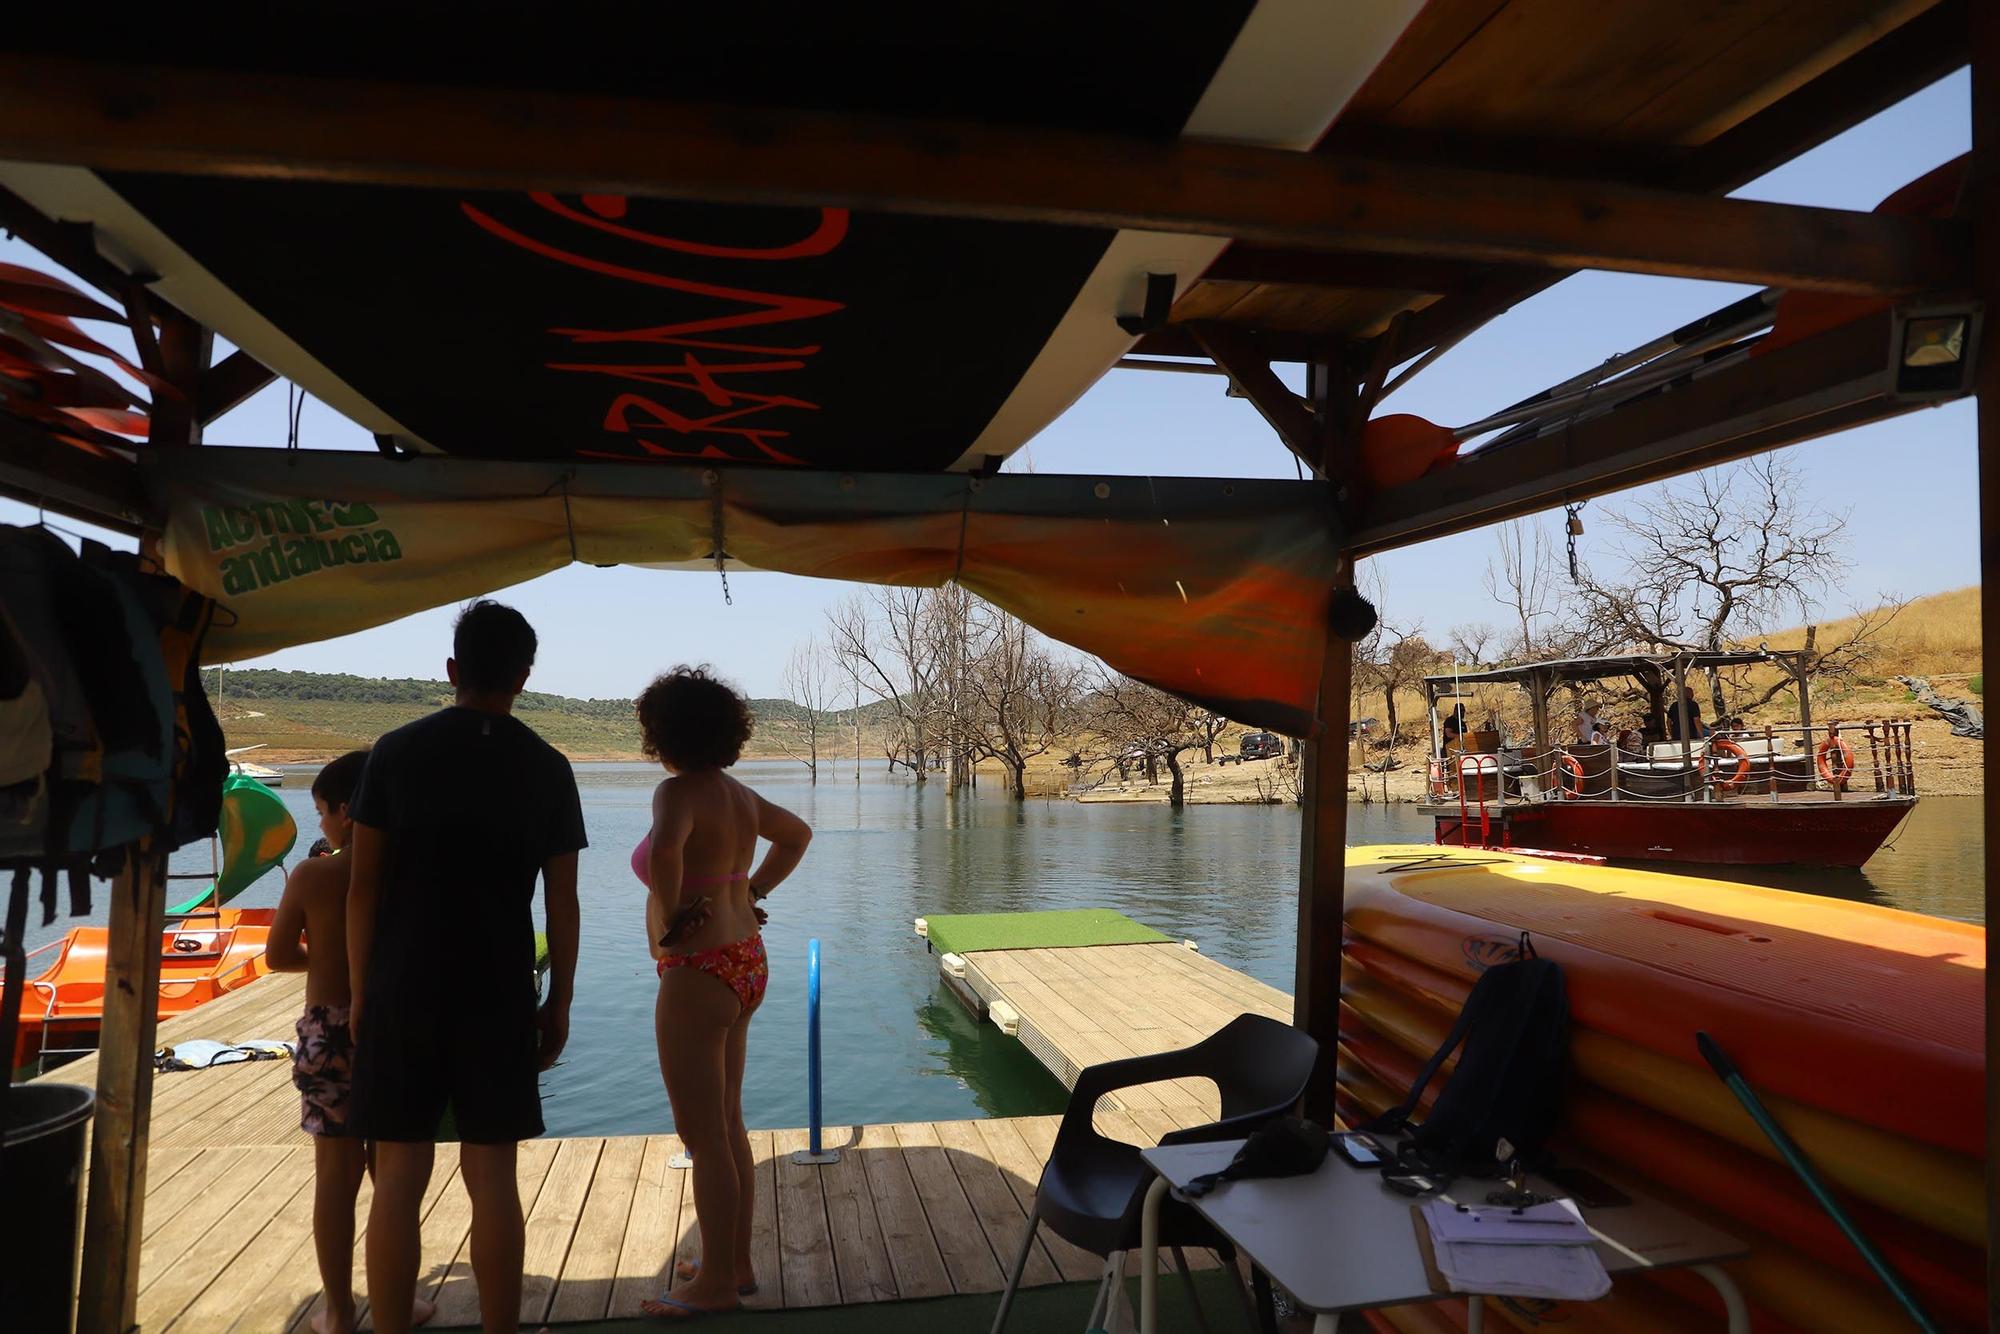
[1418,1199,1611,1302]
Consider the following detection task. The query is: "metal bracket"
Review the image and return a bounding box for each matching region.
[1115,272,1178,335]
[789,1148,842,1165]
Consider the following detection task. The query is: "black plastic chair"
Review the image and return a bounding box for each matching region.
[989,1013,1320,1333]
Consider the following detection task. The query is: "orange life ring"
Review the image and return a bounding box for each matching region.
[1556,752,1585,798]
[1704,737,1751,790]
[1818,734,1857,789]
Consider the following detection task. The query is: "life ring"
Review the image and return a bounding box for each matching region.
[1818,732,1857,789]
[1428,759,1454,801]
[1704,737,1751,790]
[1555,752,1586,798]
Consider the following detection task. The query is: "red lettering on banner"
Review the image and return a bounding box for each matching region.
[461,195,845,463]
[530,193,850,261]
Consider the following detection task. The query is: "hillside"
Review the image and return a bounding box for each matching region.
[212,668,897,762]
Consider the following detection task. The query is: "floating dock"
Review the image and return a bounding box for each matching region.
[918,909,1293,1122]
[38,970,1214,1331]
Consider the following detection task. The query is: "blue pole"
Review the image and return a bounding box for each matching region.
[807,937,822,1156]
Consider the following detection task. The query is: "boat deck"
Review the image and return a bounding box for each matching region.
[40,970,1225,1332]
[934,940,1293,1122]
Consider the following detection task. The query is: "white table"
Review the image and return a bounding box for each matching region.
[1137,1139,1749,1334]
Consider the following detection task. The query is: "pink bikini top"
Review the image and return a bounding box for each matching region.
[629,833,749,890]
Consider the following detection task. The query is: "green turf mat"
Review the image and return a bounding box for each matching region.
[433,1269,1236,1332]
[922,908,1169,956]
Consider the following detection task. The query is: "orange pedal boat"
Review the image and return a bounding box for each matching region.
[10,907,274,1072]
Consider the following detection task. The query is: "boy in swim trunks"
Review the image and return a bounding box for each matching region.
[268,751,434,1334]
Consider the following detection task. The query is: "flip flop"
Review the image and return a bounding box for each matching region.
[674,1259,757,1296]
[641,1293,737,1321]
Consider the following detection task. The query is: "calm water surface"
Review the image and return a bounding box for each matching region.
[32,763,1981,1136]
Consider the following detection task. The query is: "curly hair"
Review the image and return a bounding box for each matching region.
[635,665,755,771]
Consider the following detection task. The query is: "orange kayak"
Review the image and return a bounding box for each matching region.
[1341,845,1985,1331]
[10,907,274,1073]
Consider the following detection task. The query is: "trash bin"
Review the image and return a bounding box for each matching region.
[2,1082,94,1334]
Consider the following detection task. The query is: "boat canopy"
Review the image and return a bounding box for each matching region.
[1426,651,1799,694]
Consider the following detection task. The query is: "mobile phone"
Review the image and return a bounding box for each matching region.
[1540,1166,1632,1208]
[1331,1132,1384,1167]
[1382,1172,1439,1197]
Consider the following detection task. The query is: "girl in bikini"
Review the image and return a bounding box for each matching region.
[633,666,811,1321]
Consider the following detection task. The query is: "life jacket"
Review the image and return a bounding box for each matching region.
[0,527,223,922]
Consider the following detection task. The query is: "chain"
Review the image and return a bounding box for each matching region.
[710,477,732,606]
[1564,502,1585,582]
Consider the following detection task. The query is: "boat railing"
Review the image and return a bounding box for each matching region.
[1429,720,1917,807]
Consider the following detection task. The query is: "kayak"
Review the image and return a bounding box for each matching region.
[1340,845,1984,1331]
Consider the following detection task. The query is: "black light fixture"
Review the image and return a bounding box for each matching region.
[1891,302,1981,397]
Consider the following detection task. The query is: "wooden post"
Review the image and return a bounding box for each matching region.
[1866,722,1885,794]
[1765,725,1778,803]
[1295,623,1352,1126]
[76,845,167,1334]
[1973,4,1999,1320]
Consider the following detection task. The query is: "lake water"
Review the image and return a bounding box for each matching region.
[30,761,1984,1136]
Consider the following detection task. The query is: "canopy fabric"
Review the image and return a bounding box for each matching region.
[1425,651,1787,691]
[150,450,1341,736]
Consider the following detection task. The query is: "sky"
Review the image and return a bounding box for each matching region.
[0,72,1976,701]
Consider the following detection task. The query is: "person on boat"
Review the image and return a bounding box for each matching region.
[345,601,585,1334]
[1439,702,1468,749]
[1668,686,1709,742]
[268,751,437,1334]
[633,666,811,1321]
[1576,701,1605,744]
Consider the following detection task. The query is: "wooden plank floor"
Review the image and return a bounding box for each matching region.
[102,1115,1210,1332]
[40,973,1214,1330]
[955,942,1292,1120]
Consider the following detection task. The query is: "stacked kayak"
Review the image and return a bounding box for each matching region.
[1339,845,1983,1333]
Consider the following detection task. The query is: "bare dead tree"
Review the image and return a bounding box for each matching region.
[1084,671,1207,807]
[775,640,839,782]
[1574,454,1874,716]
[963,608,1082,798]
[825,588,944,779]
[1447,622,1498,667]
[1193,710,1231,764]
[1351,564,1436,745]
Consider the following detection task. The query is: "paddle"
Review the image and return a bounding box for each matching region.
[1695,1031,1939,1333]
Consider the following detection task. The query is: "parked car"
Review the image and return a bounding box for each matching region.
[1220,731,1285,764]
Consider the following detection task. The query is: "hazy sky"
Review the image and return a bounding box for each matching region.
[1,72,1975,701]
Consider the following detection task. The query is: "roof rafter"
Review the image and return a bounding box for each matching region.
[0,52,1967,296]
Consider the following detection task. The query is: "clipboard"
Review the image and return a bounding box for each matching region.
[1410,1206,1453,1296]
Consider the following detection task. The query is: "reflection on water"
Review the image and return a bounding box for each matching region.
[29,762,1981,1136]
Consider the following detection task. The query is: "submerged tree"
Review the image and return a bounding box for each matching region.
[1085,672,1208,807]
[775,640,839,782]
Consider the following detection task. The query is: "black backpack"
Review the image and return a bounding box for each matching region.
[1367,933,1569,1178]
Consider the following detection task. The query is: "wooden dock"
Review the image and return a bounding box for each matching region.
[38,971,1216,1331]
[934,940,1293,1122]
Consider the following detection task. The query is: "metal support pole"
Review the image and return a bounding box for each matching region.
[1296,618,1352,1125]
[791,937,839,1164]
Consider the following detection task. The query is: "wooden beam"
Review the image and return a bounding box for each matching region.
[1187,323,1322,473]
[0,184,148,300]
[195,348,276,425]
[1387,3,1970,371]
[1295,617,1352,1125]
[1349,312,1906,553]
[1201,245,1517,294]
[147,308,211,447]
[77,846,168,1334]
[1129,326,1322,363]
[1969,2,1999,1323]
[0,53,1967,296]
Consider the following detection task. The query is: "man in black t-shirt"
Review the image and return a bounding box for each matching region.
[346,601,584,1334]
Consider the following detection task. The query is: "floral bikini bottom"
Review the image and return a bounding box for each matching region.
[657,933,769,1012]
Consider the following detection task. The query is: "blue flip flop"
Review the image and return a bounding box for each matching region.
[643,1293,736,1321]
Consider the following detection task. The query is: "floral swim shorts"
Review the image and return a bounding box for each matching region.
[293,1003,354,1137]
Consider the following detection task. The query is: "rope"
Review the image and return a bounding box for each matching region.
[951,477,975,583]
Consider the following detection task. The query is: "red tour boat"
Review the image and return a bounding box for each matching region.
[1418,650,1917,867]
